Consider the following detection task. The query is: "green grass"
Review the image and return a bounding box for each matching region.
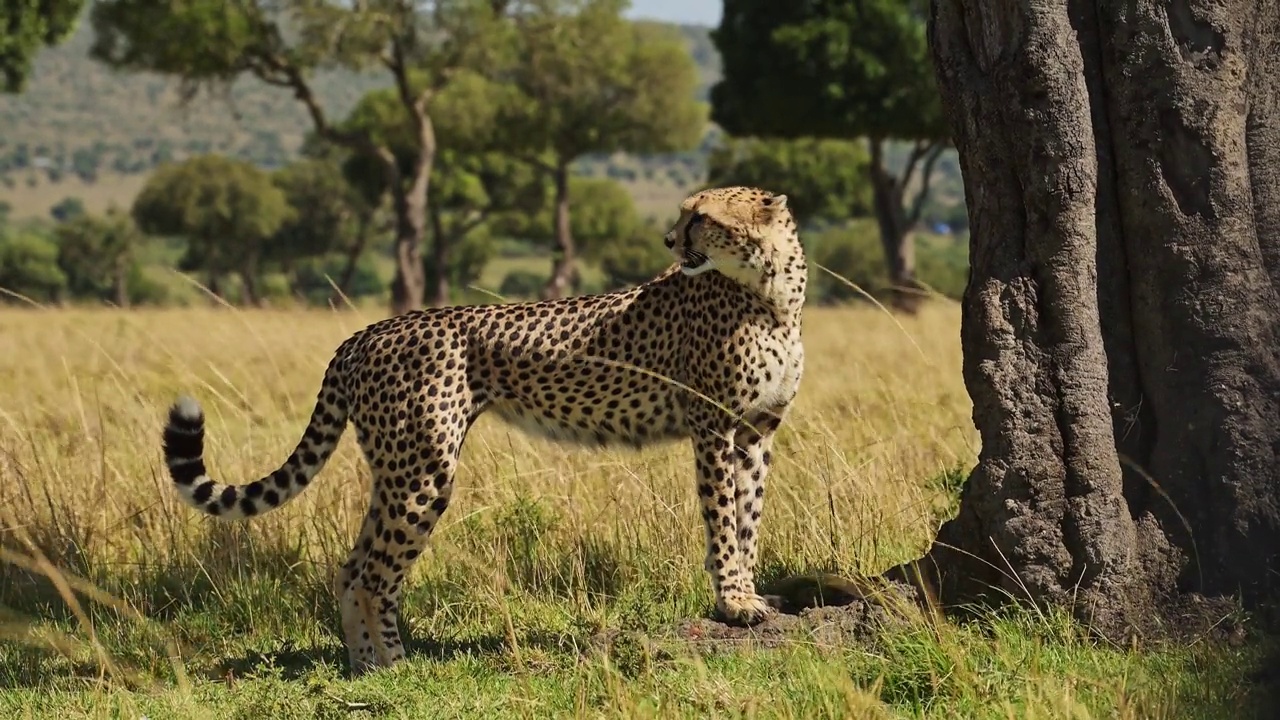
[0,304,1273,718]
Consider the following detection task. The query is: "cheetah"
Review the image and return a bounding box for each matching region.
[160,186,807,673]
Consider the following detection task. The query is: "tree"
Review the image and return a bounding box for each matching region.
[496,175,665,291]
[424,147,544,299]
[705,137,872,228]
[54,207,141,306]
[132,155,292,305]
[89,0,509,315]
[883,0,1280,639]
[49,196,86,223]
[500,0,704,298]
[0,230,66,303]
[711,0,947,312]
[270,157,374,299]
[1,0,84,92]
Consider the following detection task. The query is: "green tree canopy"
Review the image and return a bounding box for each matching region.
[334,73,543,302]
[89,0,512,312]
[499,0,704,297]
[270,158,367,265]
[711,0,948,311]
[132,154,292,305]
[54,207,142,306]
[705,137,872,228]
[0,230,66,303]
[500,175,670,291]
[1,0,84,92]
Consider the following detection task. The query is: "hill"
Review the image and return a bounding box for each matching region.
[0,16,721,220]
[0,13,963,225]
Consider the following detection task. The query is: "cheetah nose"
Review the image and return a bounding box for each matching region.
[663,233,675,249]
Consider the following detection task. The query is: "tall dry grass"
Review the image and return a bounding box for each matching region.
[0,302,1261,718]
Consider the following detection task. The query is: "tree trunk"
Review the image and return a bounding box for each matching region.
[890,0,1280,639]
[389,185,428,316]
[332,214,372,307]
[207,274,223,303]
[113,258,129,308]
[867,139,921,314]
[542,163,576,300]
[429,204,450,307]
[239,265,261,308]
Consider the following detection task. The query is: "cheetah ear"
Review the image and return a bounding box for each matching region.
[762,194,788,210]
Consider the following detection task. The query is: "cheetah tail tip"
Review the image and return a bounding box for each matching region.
[168,395,204,425]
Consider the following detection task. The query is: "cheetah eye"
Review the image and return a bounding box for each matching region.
[684,211,705,244]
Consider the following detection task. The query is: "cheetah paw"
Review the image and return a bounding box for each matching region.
[716,591,776,626]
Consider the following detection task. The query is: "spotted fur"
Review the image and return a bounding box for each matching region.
[160,186,807,673]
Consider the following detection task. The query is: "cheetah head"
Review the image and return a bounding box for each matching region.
[664,186,796,284]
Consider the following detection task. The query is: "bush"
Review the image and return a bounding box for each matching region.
[291,253,385,306]
[424,229,496,294]
[597,235,674,290]
[806,221,969,305]
[498,269,545,299]
[805,220,885,305]
[916,233,969,300]
[0,231,68,304]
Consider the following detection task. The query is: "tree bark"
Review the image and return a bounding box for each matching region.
[890,0,1280,639]
[113,257,129,308]
[867,139,917,313]
[239,264,261,308]
[868,138,947,314]
[389,183,428,315]
[542,162,576,300]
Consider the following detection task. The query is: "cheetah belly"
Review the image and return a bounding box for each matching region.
[486,377,690,449]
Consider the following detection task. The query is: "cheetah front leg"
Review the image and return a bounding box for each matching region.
[692,427,773,626]
[731,408,786,601]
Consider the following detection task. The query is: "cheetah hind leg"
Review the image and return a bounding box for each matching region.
[335,438,460,671]
[335,501,385,674]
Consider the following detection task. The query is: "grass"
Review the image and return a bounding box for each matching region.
[0,301,1272,718]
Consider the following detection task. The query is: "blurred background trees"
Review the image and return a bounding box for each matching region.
[0,0,968,311]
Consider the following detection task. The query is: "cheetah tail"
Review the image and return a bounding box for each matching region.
[160,367,349,521]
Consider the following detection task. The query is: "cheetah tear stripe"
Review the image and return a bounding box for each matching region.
[161,364,349,520]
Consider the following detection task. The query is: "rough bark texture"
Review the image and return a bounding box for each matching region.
[388,175,429,315]
[542,163,577,301]
[867,139,946,313]
[868,140,920,314]
[892,0,1280,639]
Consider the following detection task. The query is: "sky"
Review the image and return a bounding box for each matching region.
[624,0,721,26]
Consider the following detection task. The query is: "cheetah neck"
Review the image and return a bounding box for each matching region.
[714,247,807,326]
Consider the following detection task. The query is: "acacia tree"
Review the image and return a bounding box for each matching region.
[1,0,84,92]
[88,0,509,315]
[133,155,292,305]
[501,0,704,299]
[883,0,1280,638]
[269,157,372,296]
[54,207,142,307]
[335,72,539,304]
[711,0,947,312]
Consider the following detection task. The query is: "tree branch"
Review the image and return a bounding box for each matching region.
[907,141,947,225]
[899,139,931,195]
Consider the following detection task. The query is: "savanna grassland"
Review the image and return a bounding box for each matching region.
[0,300,1273,719]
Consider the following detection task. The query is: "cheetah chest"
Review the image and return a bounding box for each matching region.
[728,326,803,413]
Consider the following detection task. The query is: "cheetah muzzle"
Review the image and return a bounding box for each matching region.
[158,185,808,674]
